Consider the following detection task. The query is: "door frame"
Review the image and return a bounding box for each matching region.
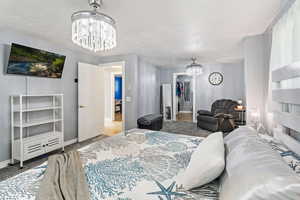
[99,61,126,133]
[172,73,196,123]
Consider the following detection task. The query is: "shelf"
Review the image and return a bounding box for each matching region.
[14,106,62,112]
[14,119,62,128]
[11,94,64,168]
[14,131,62,142]
[11,94,63,97]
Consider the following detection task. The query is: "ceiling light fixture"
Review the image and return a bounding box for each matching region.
[186,57,203,76]
[71,0,117,52]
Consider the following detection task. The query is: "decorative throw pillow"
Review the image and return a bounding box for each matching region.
[176,132,225,190]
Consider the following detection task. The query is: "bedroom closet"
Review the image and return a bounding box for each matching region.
[173,74,195,122]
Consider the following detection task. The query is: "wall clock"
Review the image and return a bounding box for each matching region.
[209,72,223,86]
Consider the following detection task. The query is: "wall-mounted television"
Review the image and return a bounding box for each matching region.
[7,43,66,78]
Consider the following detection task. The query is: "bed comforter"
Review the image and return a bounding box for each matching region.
[0,129,299,200]
[0,130,218,200]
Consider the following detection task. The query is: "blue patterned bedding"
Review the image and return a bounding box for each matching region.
[0,130,218,200]
[0,130,299,200]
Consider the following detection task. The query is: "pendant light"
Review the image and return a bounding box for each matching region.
[71,0,117,52]
[186,58,203,76]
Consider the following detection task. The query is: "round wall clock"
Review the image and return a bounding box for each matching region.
[209,72,223,86]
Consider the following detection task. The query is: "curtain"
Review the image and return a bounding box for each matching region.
[267,1,300,132]
[270,1,300,70]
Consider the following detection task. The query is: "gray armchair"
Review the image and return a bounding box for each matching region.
[197,99,239,132]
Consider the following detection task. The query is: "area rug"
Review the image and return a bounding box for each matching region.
[161,121,211,137]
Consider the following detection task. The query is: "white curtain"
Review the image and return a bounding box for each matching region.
[270,1,300,70]
[267,0,300,132]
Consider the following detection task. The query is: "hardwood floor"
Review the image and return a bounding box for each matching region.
[176,112,193,122]
[115,112,122,121]
[104,120,122,136]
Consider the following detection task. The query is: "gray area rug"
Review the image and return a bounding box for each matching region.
[161,121,211,137]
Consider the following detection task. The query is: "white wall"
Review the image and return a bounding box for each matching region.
[159,62,245,112]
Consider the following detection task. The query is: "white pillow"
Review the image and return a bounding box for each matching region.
[176,132,225,190]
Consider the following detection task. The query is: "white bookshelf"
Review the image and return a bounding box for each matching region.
[11,94,64,168]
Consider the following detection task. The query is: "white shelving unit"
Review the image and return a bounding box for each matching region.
[11,94,64,168]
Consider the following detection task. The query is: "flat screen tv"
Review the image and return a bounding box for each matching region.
[7,43,66,78]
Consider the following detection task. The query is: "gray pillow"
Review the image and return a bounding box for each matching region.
[219,126,300,200]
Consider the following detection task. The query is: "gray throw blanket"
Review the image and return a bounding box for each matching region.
[37,151,90,200]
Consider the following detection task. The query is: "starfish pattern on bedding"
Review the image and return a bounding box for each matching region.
[147,181,186,200]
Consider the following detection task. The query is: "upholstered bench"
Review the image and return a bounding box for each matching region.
[137,114,163,131]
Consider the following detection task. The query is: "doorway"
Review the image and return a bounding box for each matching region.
[102,62,125,136]
[173,73,196,122]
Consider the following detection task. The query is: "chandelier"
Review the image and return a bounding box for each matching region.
[186,58,203,76]
[71,0,117,52]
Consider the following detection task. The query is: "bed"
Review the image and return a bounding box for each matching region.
[0,128,299,200]
[0,129,219,200]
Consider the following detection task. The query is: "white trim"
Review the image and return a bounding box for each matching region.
[0,160,10,169]
[0,139,78,169]
[99,61,126,133]
[179,111,193,113]
[172,73,196,123]
[64,138,78,146]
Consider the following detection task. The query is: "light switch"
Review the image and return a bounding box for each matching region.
[126,96,132,102]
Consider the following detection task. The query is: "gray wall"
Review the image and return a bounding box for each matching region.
[195,62,245,111]
[159,62,246,111]
[0,30,100,162]
[138,58,160,117]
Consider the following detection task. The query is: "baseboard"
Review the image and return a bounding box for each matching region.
[0,160,10,169]
[0,138,79,170]
[64,138,78,146]
[105,118,113,123]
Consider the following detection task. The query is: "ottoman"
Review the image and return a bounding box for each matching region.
[137,114,163,131]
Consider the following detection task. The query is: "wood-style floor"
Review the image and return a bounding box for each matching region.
[104,112,123,136]
[104,121,122,136]
[176,112,193,122]
[115,112,122,121]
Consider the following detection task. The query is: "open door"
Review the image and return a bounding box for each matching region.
[78,62,104,142]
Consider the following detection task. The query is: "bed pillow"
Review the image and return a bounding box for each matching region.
[220,127,300,200]
[176,132,225,190]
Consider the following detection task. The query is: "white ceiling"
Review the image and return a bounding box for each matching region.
[0,0,284,67]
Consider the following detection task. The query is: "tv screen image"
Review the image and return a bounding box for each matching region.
[7,43,66,78]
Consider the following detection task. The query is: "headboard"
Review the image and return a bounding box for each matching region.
[272,64,300,155]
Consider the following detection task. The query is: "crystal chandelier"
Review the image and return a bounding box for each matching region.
[71,0,117,52]
[186,58,203,76]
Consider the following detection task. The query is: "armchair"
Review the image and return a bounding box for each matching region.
[197,99,239,132]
